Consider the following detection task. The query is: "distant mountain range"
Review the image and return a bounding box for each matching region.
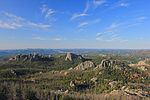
[0,49,150,57]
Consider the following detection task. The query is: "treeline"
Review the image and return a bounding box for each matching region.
[0,81,89,100]
[0,81,148,100]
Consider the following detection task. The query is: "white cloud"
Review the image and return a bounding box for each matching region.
[136,16,147,22]
[45,9,55,18]
[32,37,47,41]
[119,3,129,7]
[0,12,51,30]
[71,0,106,20]
[107,16,148,30]
[52,38,62,41]
[96,22,127,42]
[96,32,104,37]
[41,5,47,14]
[104,0,129,11]
[70,0,91,20]
[122,16,147,28]
[27,22,51,29]
[0,21,22,29]
[41,4,55,18]
[102,23,121,33]
[78,18,100,29]
[96,31,127,42]
[83,0,90,13]
[113,0,129,8]
[32,36,64,41]
[93,0,106,8]
[71,13,88,20]
[78,22,89,28]
[109,23,118,29]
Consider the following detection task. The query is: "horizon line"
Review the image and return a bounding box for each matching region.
[0,48,150,51]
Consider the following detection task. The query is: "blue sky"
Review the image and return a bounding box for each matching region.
[0,0,150,49]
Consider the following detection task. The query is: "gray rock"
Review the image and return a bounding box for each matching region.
[97,59,126,69]
[74,61,95,70]
[65,52,84,61]
[91,77,98,83]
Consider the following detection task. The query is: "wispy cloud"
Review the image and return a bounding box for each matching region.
[136,16,147,22]
[78,18,100,30]
[78,22,89,28]
[70,0,91,20]
[32,37,47,41]
[41,4,55,18]
[52,38,63,41]
[96,31,128,42]
[106,16,147,31]
[27,22,51,29]
[96,32,104,37]
[102,0,129,12]
[32,36,65,41]
[96,15,148,42]
[119,3,129,7]
[83,0,90,13]
[71,0,106,20]
[71,13,88,20]
[0,12,51,30]
[106,23,122,32]
[122,16,147,28]
[111,0,129,9]
[93,0,106,8]
[0,20,22,29]
[96,22,127,42]
[90,18,101,24]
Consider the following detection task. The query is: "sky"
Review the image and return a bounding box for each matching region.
[0,0,150,49]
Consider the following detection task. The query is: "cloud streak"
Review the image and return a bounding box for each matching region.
[71,0,106,20]
[0,12,51,30]
[96,15,148,42]
[32,37,47,41]
[71,13,88,20]
[32,36,64,41]
[96,31,128,42]
[93,0,106,8]
[78,22,89,28]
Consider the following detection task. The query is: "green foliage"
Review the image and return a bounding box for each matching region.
[0,53,149,99]
[25,90,39,100]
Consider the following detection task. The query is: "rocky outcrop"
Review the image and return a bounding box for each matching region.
[129,59,150,67]
[129,59,150,72]
[9,53,52,62]
[65,52,84,61]
[96,59,126,69]
[74,61,95,70]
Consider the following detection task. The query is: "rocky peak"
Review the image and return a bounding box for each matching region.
[65,52,84,61]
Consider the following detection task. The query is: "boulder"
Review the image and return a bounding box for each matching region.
[108,81,118,88]
[74,61,95,70]
[70,81,75,87]
[90,77,98,83]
